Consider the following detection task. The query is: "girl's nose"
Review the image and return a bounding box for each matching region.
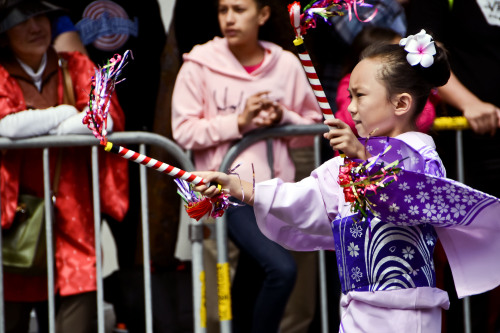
[347,99,356,115]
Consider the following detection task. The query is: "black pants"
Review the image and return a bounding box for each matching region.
[5,291,97,333]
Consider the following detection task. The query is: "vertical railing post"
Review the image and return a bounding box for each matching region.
[43,148,56,333]
[314,136,329,333]
[91,146,105,333]
[455,131,471,333]
[190,221,207,333]
[0,133,201,333]
[216,215,232,333]
[0,166,4,333]
[139,144,154,333]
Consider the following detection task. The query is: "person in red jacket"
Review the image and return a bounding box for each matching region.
[0,1,129,332]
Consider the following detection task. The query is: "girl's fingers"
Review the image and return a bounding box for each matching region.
[324,118,348,128]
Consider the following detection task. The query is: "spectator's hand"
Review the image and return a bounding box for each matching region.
[49,107,90,135]
[238,91,275,134]
[323,118,367,159]
[253,101,283,127]
[462,100,500,136]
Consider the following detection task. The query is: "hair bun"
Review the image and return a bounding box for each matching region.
[419,45,450,87]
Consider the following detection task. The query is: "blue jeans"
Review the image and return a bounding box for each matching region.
[226,201,297,333]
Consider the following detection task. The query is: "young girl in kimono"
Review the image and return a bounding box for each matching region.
[192,30,500,332]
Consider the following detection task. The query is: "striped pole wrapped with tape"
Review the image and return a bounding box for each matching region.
[288,1,335,126]
[294,38,335,122]
[104,141,207,185]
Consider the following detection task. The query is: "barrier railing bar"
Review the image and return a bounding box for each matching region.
[218,119,471,332]
[217,124,328,333]
[220,125,329,167]
[139,144,154,333]
[43,148,56,333]
[0,132,199,333]
[92,146,105,333]
[433,118,472,333]
[0,121,472,331]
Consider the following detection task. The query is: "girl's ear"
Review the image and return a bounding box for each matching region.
[258,5,271,26]
[392,93,412,116]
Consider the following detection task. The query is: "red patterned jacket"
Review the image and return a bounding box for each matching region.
[0,49,129,301]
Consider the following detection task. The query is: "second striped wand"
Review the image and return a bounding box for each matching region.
[84,51,228,220]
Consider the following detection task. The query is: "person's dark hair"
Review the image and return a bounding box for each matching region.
[254,0,295,52]
[360,38,450,120]
[0,0,64,60]
[342,26,401,76]
[174,0,295,59]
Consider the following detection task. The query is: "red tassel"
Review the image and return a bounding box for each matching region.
[186,198,213,221]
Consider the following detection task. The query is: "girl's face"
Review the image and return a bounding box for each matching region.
[218,0,269,48]
[347,58,401,137]
[6,15,51,65]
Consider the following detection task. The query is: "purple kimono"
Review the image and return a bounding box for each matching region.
[254,132,500,332]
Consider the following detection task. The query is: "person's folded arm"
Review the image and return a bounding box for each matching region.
[0,104,78,138]
[48,107,114,135]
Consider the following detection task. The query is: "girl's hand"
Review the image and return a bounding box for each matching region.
[192,171,255,205]
[192,171,231,197]
[323,119,367,159]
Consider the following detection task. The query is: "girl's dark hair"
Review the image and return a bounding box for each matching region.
[360,38,450,120]
[342,26,401,76]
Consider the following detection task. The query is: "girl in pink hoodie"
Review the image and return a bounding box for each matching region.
[171,0,323,331]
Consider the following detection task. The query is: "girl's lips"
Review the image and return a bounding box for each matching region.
[225,29,238,36]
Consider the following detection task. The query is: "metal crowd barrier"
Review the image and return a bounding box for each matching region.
[213,117,473,333]
[0,132,205,333]
[432,116,471,333]
[217,124,330,333]
[0,117,475,333]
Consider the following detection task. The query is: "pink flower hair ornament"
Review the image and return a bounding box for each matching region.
[399,29,436,68]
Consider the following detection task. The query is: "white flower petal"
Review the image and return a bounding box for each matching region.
[399,37,408,46]
[415,33,432,45]
[416,29,427,37]
[419,54,435,68]
[423,42,436,56]
[404,39,420,53]
[406,53,422,66]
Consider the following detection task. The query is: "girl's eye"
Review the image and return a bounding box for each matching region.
[234,6,245,13]
[348,94,352,100]
[218,7,228,14]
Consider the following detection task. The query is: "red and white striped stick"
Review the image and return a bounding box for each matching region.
[288,1,377,124]
[288,2,335,128]
[294,38,335,123]
[104,141,207,185]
